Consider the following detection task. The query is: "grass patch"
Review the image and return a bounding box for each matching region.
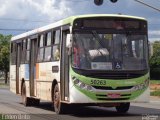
[0,83,9,88]
[151,90,160,96]
[0,114,5,120]
[0,114,4,120]
[150,80,160,84]
[0,83,7,86]
[0,114,10,120]
[0,83,5,85]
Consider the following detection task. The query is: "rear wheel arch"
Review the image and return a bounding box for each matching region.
[51,79,58,101]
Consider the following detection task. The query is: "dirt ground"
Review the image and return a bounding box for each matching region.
[150,84,160,90]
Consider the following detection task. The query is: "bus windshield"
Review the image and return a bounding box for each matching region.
[72,32,148,71]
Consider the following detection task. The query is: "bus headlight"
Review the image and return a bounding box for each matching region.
[74,79,80,85]
[72,76,93,91]
[72,76,80,85]
[80,83,85,89]
[133,80,149,91]
[86,85,92,91]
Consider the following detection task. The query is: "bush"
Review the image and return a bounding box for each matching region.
[151,90,160,96]
[149,41,160,80]
[150,68,160,80]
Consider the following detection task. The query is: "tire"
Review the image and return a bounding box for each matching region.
[115,103,130,113]
[53,84,66,114]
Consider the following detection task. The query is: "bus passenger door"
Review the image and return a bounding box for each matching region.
[29,36,38,96]
[16,43,21,94]
[61,29,70,101]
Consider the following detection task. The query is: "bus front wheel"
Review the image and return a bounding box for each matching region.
[53,84,66,114]
[115,103,130,113]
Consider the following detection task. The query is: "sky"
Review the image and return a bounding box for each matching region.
[0,0,160,41]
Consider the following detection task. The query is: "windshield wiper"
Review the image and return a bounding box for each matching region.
[91,30,109,57]
[91,30,106,48]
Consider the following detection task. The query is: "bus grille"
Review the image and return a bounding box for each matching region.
[93,86,133,90]
[89,73,142,79]
[96,94,131,101]
[97,98,130,101]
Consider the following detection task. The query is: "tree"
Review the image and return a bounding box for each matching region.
[150,41,160,67]
[149,41,160,79]
[0,34,11,84]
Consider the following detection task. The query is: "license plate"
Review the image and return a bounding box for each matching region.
[108,93,121,98]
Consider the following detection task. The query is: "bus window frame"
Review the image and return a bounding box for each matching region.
[44,31,52,62]
[10,42,16,65]
[25,38,30,64]
[51,29,61,61]
[21,39,27,64]
[37,34,45,63]
[36,28,62,63]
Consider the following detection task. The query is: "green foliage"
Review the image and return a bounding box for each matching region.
[0,114,10,120]
[0,46,10,70]
[150,41,160,66]
[150,80,160,84]
[0,115,2,120]
[151,90,160,96]
[0,34,12,83]
[149,41,160,79]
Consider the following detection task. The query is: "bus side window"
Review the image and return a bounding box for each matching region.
[11,42,16,65]
[21,40,26,64]
[44,32,52,61]
[52,30,60,61]
[37,35,44,62]
[25,38,30,63]
[55,30,60,44]
[11,42,13,53]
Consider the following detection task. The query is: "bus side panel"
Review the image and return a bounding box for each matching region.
[25,81,30,97]
[19,64,23,94]
[49,61,60,101]
[24,64,30,97]
[46,82,52,101]
[36,62,60,101]
[10,65,16,93]
[36,63,46,100]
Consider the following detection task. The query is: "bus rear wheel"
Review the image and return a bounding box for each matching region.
[22,83,40,106]
[53,84,66,114]
[115,103,130,113]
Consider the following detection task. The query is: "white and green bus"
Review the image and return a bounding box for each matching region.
[10,14,150,114]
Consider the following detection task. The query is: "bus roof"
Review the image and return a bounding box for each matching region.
[11,14,146,41]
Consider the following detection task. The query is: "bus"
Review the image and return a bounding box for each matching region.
[10,14,150,114]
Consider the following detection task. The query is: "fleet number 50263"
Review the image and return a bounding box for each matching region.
[91,80,106,85]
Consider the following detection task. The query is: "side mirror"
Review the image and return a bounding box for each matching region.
[66,34,72,56]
